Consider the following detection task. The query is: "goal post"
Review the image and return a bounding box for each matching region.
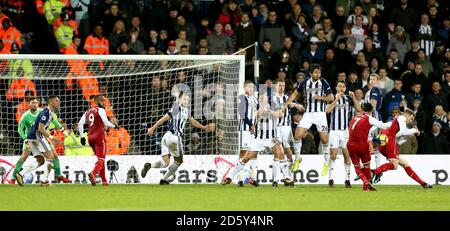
[0,54,245,158]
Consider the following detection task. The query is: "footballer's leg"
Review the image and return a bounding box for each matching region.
[223,151,258,186]
[342,148,352,188]
[272,150,280,187]
[160,155,182,185]
[372,143,399,183]
[319,131,330,177]
[291,127,307,172]
[328,147,338,187]
[50,148,71,183]
[275,144,293,187]
[40,150,54,187]
[398,157,432,189]
[12,145,31,185]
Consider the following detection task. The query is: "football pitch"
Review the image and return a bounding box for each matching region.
[1,184,449,211]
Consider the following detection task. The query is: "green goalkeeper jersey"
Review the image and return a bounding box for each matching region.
[18,108,63,140]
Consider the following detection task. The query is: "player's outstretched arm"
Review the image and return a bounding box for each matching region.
[349,91,362,112]
[369,116,391,130]
[147,114,170,136]
[99,108,116,128]
[325,92,343,113]
[282,90,299,111]
[189,118,214,132]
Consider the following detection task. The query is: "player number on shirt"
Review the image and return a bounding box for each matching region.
[351,117,361,130]
[88,113,95,126]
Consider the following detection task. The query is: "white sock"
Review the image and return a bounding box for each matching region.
[329,159,336,180]
[293,139,302,159]
[230,160,245,180]
[20,158,41,175]
[322,142,330,164]
[151,160,166,168]
[42,160,53,182]
[272,159,279,182]
[280,159,290,179]
[345,163,351,181]
[249,158,258,179]
[162,161,181,181]
[375,150,382,167]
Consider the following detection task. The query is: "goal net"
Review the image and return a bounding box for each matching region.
[0,54,244,158]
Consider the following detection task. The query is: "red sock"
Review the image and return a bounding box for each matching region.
[404,166,425,185]
[100,166,107,182]
[354,167,368,182]
[374,163,395,175]
[92,159,104,177]
[363,167,372,182]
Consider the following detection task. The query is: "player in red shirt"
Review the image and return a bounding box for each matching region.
[78,95,118,186]
[347,102,391,191]
[371,109,432,189]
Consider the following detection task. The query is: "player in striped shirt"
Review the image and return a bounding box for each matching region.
[141,91,214,185]
[222,92,289,187]
[12,96,71,186]
[325,80,361,188]
[236,80,258,186]
[364,73,384,169]
[272,80,295,186]
[282,64,334,174]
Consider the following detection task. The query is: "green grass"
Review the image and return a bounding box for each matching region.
[1,184,449,211]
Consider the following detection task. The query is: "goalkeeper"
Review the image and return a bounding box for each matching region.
[12,96,72,186]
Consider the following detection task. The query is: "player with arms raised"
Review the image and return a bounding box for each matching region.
[141,91,214,185]
[347,102,391,191]
[371,109,432,189]
[325,80,361,188]
[78,95,118,186]
[282,64,334,174]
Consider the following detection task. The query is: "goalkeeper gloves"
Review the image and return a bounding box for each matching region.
[80,137,86,146]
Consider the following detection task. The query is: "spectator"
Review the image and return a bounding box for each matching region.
[367,6,382,29]
[387,106,401,121]
[206,22,233,55]
[347,71,362,92]
[369,57,380,74]
[259,39,273,82]
[84,25,109,55]
[308,4,326,28]
[406,83,424,108]
[368,22,387,54]
[425,81,448,115]
[291,14,311,52]
[240,0,257,14]
[197,18,212,40]
[437,18,449,45]
[322,18,336,45]
[6,75,37,102]
[128,27,145,54]
[52,7,78,34]
[442,70,450,96]
[403,39,421,66]
[8,43,33,79]
[174,15,197,46]
[334,38,353,74]
[0,6,10,31]
[158,30,169,52]
[106,126,131,155]
[362,37,383,63]
[108,20,128,54]
[321,48,338,87]
[353,51,369,75]
[259,10,285,53]
[422,121,449,154]
[44,0,69,25]
[415,48,434,78]
[101,3,125,36]
[236,13,256,59]
[347,5,368,26]
[386,26,410,63]
[218,0,240,28]
[331,5,346,35]
[301,36,324,63]
[406,63,429,94]
[350,15,367,55]
[390,0,417,32]
[398,134,419,154]
[378,67,394,95]
[146,29,164,53]
[64,125,94,156]
[412,99,427,137]
[432,105,448,126]
[186,133,202,154]
[71,0,91,38]
[415,13,437,56]
[0,18,22,52]
[166,40,178,55]
[179,45,189,55]
[129,16,147,42]
[55,13,75,52]
[223,24,237,50]
[383,79,405,117]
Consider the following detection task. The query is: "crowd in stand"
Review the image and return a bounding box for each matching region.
[0,0,449,154]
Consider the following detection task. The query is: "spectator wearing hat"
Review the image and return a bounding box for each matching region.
[414,13,437,56]
[207,22,233,55]
[166,40,179,55]
[52,7,78,33]
[386,25,410,63]
[390,0,418,32]
[8,43,33,80]
[158,29,169,53]
[259,9,285,53]
[44,0,69,25]
[422,120,449,154]
[55,13,75,53]
[300,36,324,63]
[0,18,21,52]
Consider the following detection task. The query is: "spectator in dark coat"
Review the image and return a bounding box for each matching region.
[236,13,256,59]
[425,81,449,116]
[301,36,324,63]
[422,121,449,154]
[258,10,285,53]
[291,14,311,52]
[334,39,353,75]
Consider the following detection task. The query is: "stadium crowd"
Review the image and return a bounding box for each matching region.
[0,0,449,155]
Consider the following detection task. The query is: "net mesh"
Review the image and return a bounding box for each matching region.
[0,55,243,157]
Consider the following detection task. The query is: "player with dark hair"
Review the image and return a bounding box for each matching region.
[141,91,214,185]
[372,109,432,189]
[78,95,118,186]
[347,102,391,191]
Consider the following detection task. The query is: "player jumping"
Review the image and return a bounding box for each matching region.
[371,108,432,189]
[325,80,361,188]
[141,91,214,185]
[282,64,334,175]
[347,102,391,191]
[78,95,118,186]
